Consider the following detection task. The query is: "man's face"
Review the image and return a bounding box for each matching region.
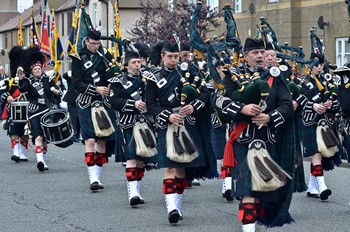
[244,49,265,70]
[161,51,179,69]
[85,38,101,53]
[264,50,277,67]
[312,63,324,76]
[0,67,5,74]
[180,51,190,62]
[127,58,141,75]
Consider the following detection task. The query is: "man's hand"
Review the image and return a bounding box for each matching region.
[323,100,332,110]
[17,67,25,80]
[96,86,110,96]
[179,104,194,115]
[135,100,146,112]
[169,114,184,127]
[240,104,262,117]
[292,100,298,111]
[7,96,14,104]
[313,103,326,114]
[252,113,271,129]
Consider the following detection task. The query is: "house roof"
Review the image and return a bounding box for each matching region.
[56,0,76,12]
[0,0,42,33]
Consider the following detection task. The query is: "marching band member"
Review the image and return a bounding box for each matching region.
[215,38,294,231]
[22,47,61,172]
[71,30,116,192]
[1,46,29,163]
[146,38,216,224]
[297,53,340,201]
[109,49,156,206]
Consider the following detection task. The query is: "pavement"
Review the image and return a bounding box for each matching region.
[1,129,350,232]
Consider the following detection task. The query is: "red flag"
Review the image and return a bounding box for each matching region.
[40,9,51,57]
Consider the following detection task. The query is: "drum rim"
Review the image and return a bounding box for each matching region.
[40,109,69,127]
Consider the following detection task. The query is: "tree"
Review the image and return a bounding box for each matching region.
[128,0,222,45]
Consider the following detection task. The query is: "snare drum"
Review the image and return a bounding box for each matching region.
[9,101,29,122]
[41,109,73,144]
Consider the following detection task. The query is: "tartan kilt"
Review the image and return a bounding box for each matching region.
[231,141,278,202]
[77,105,116,141]
[156,122,207,169]
[7,121,26,137]
[210,125,226,160]
[114,126,156,163]
[300,123,318,157]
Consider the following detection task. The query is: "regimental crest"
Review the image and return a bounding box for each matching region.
[270,67,280,77]
[248,139,267,150]
[279,65,288,72]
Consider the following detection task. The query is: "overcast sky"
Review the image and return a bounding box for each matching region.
[18,0,34,13]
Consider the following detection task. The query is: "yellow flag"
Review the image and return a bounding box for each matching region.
[114,1,121,61]
[17,15,24,46]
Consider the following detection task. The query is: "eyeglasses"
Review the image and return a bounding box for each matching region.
[87,40,101,46]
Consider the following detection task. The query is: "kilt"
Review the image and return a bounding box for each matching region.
[231,141,278,202]
[28,113,45,143]
[156,122,207,169]
[210,125,226,160]
[77,105,116,141]
[114,126,156,163]
[7,121,26,136]
[300,123,318,157]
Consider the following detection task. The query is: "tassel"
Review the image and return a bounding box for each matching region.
[321,128,333,147]
[144,125,156,148]
[253,154,273,182]
[263,155,290,182]
[173,131,185,154]
[139,128,152,147]
[95,111,106,129]
[325,127,340,147]
[99,110,112,129]
[181,131,197,154]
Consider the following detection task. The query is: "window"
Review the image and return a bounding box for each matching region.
[61,14,65,36]
[268,0,279,3]
[207,0,219,12]
[168,0,174,11]
[187,0,196,4]
[336,38,350,67]
[235,0,242,13]
[93,3,98,28]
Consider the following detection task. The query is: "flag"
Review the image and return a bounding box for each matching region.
[67,0,81,54]
[50,9,64,82]
[17,15,24,46]
[74,7,94,55]
[40,5,51,57]
[30,10,41,47]
[113,0,122,62]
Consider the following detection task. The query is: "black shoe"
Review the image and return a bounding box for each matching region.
[98,183,104,189]
[320,189,332,200]
[37,161,45,172]
[11,155,20,163]
[130,196,141,206]
[139,198,145,204]
[192,179,201,186]
[168,209,180,224]
[19,158,28,162]
[90,182,99,191]
[224,189,234,202]
[307,192,320,198]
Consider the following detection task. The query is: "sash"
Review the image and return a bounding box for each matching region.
[157,68,181,105]
[119,74,143,97]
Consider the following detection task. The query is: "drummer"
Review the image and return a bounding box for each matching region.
[1,46,29,163]
[21,47,61,172]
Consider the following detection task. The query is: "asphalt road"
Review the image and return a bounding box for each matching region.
[1,129,350,232]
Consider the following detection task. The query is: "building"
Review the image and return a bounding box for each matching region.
[216,0,349,67]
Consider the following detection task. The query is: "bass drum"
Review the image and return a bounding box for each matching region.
[41,109,73,146]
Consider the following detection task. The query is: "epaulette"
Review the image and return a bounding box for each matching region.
[69,53,81,60]
[142,70,158,83]
[107,74,123,84]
